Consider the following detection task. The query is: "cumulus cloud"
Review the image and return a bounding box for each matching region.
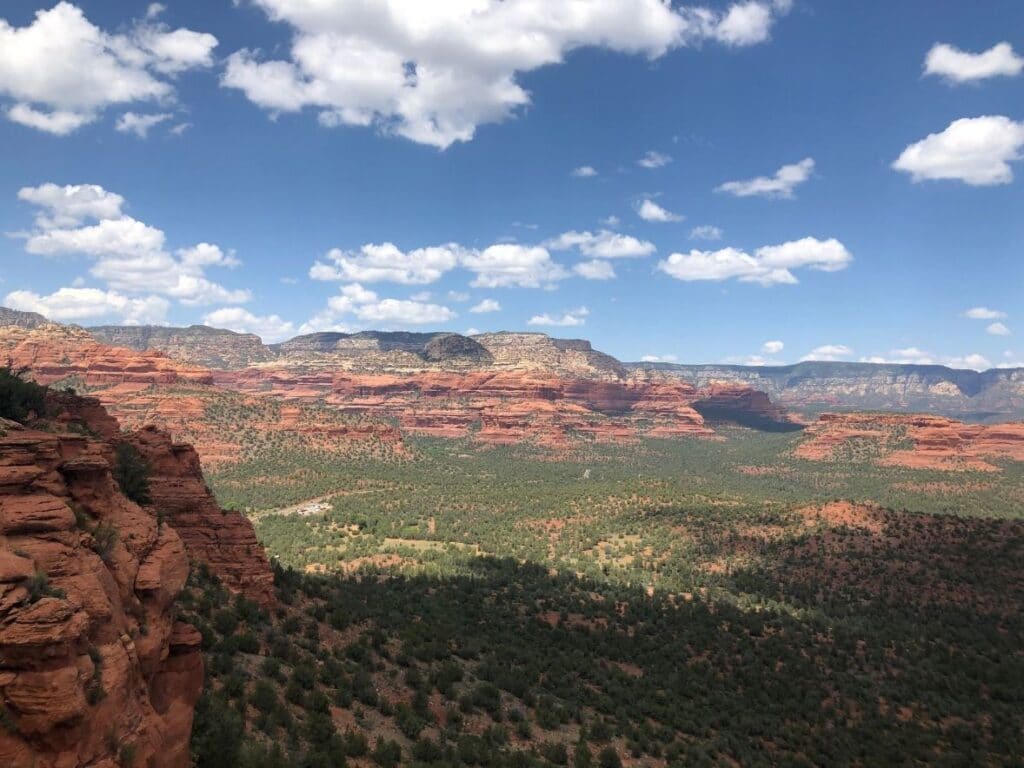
[546,230,656,259]
[801,344,853,362]
[573,260,617,280]
[310,242,465,285]
[202,307,295,342]
[640,353,678,362]
[658,236,851,286]
[0,2,217,134]
[987,322,1011,336]
[715,157,814,199]
[689,225,723,241]
[638,150,672,169]
[924,42,1023,84]
[638,199,683,222]
[469,298,501,314]
[311,240,570,289]
[893,116,1024,186]
[13,183,250,306]
[115,111,172,137]
[313,283,456,327]
[861,347,993,371]
[222,0,789,149]
[762,340,784,354]
[528,307,589,327]
[461,244,569,288]
[572,166,598,178]
[964,306,1007,320]
[4,286,169,324]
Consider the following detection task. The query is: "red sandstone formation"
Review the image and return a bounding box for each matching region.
[0,323,796,461]
[128,427,275,606]
[0,408,202,767]
[0,325,212,388]
[796,413,1024,471]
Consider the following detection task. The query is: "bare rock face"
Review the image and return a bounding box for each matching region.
[795,412,1024,471]
[0,324,213,388]
[472,332,626,379]
[128,427,275,606]
[0,416,203,767]
[88,325,275,370]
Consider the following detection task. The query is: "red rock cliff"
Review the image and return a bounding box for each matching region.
[128,427,275,606]
[0,406,202,767]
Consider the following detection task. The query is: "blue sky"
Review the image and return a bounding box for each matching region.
[0,1,1022,369]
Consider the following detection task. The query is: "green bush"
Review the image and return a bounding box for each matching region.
[0,367,46,423]
[113,442,152,505]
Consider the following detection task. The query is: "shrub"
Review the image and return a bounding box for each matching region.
[113,442,151,505]
[0,367,46,423]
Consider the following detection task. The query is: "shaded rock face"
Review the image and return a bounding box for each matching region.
[128,427,275,606]
[0,404,203,767]
[0,308,52,330]
[88,325,274,370]
[272,330,494,369]
[795,412,1024,471]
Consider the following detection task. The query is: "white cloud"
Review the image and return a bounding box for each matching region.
[528,306,589,327]
[461,244,568,288]
[658,236,851,285]
[640,353,678,362]
[317,282,456,326]
[6,104,92,135]
[573,260,616,280]
[222,0,789,149]
[924,42,1023,84]
[762,340,784,354]
[14,183,249,306]
[310,242,464,284]
[4,286,169,324]
[572,165,598,178]
[638,150,672,169]
[546,229,656,258]
[689,225,722,240]
[202,307,296,342]
[987,322,1011,336]
[801,344,853,362]
[146,4,166,20]
[447,291,470,302]
[638,199,683,222]
[601,215,621,227]
[115,111,172,137]
[469,298,501,314]
[964,306,1006,320]
[710,0,781,46]
[0,2,217,134]
[715,157,814,199]
[18,183,125,228]
[859,347,994,371]
[893,116,1024,186]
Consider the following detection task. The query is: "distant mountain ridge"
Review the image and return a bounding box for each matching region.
[631,361,1024,420]
[1,307,1022,418]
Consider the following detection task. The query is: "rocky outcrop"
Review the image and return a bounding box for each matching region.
[634,361,1024,420]
[0,324,212,388]
[0,308,52,330]
[0,411,203,767]
[795,413,1024,471]
[473,332,625,379]
[88,325,275,370]
[128,428,275,606]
